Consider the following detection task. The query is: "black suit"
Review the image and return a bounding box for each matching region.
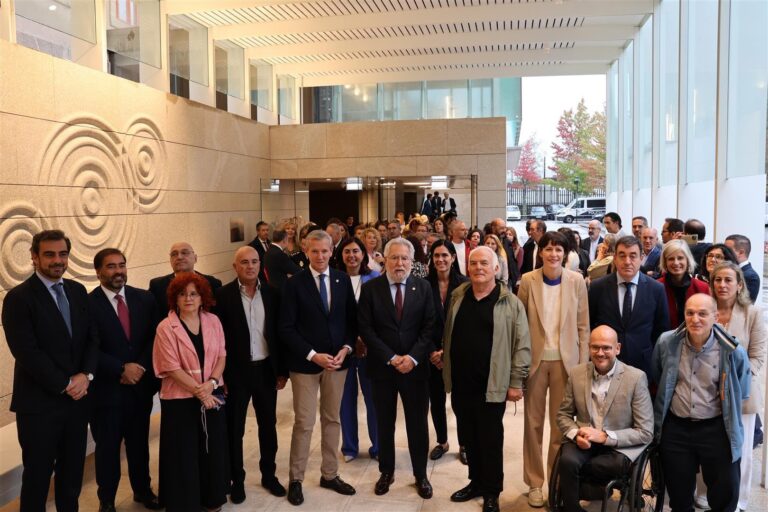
[501,237,520,288]
[580,236,603,263]
[741,262,760,303]
[431,196,442,216]
[148,271,222,316]
[88,285,159,504]
[248,237,272,281]
[214,279,286,487]
[263,245,300,294]
[2,274,99,511]
[588,273,669,378]
[521,238,537,274]
[358,274,436,479]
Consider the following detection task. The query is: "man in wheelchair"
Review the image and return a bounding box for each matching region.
[555,325,654,512]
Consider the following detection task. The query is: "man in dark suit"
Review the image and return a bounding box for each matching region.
[421,193,434,219]
[248,220,271,281]
[148,241,222,316]
[725,234,760,303]
[639,227,661,277]
[358,238,436,499]
[491,218,520,288]
[588,236,670,379]
[431,191,443,216]
[88,248,161,512]
[264,228,300,294]
[279,230,358,506]
[684,218,711,269]
[521,220,546,274]
[2,229,99,512]
[215,246,288,504]
[581,219,604,263]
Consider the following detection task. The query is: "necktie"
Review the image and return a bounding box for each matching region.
[395,283,403,321]
[116,294,131,340]
[318,273,329,314]
[263,240,269,252]
[622,282,634,326]
[53,283,72,336]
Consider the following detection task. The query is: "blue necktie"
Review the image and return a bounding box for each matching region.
[318,273,329,314]
[53,282,72,336]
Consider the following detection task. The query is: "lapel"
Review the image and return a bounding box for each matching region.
[559,271,572,332]
[608,273,621,321]
[378,275,399,325]
[94,286,129,343]
[124,286,142,343]
[627,274,646,326]
[302,269,328,315]
[328,270,344,314]
[601,360,625,415]
[583,363,597,421]
[400,276,418,324]
[32,274,73,341]
[529,269,545,325]
[228,281,251,337]
[168,311,204,366]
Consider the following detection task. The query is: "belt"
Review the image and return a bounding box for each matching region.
[250,357,270,367]
[669,412,722,423]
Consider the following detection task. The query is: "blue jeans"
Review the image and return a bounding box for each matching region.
[340,357,379,457]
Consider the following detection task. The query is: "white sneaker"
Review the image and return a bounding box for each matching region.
[528,487,545,508]
[343,455,355,463]
[694,495,711,510]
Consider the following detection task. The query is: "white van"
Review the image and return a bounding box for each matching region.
[556,196,607,223]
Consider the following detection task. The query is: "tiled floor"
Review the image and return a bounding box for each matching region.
[2,382,766,511]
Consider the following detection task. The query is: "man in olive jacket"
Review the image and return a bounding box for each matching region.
[443,246,531,512]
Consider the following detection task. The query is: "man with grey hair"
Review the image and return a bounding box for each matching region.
[443,246,531,512]
[358,238,437,499]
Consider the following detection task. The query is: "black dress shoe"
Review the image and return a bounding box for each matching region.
[415,477,433,499]
[262,477,287,497]
[287,481,304,506]
[133,490,162,510]
[230,481,246,504]
[429,443,449,460]
[482,495,500,512]
[319,475,356,495]
[374,472,395,495]
[98,502,116,512]
[459,446,468,465]
[451,483,481,502]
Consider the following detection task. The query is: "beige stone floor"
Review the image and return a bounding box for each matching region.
[2,381,767,511]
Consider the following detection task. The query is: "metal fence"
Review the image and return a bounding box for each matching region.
[506,185,605,214]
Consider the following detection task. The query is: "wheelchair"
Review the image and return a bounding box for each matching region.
[548,441,664,512]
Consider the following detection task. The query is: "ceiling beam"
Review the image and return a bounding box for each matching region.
[209,1,652,40]
[297,63,610,87]
[244,25,636,59]
[272,46,622,75]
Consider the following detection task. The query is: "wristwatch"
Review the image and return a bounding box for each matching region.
[86,373,94,382]
[210,377,219,390]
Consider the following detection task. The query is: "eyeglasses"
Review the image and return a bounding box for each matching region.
[706,253,725,260]
[178,291,200,299]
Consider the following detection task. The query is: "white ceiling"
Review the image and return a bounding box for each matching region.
[165,0,652,86]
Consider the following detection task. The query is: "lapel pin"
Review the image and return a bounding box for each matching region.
[412,287,416,291]
[335,279,339,283]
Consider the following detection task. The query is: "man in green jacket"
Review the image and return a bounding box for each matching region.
[443,246,532,512]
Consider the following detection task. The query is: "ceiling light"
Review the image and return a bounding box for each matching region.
[49,4,57,11]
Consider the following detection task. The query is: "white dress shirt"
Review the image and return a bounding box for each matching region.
[309,265,332,311]
[453,240,467,275]
[100,285,127,316]
[616,272,640,315]
[238,279,268,361]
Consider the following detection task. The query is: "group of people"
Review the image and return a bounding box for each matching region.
[1,204,764,512]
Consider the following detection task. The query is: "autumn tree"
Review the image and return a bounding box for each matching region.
[548,99,606,194]
[512,136,541,212]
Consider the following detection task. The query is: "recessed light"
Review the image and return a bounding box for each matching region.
[49,5,57,11]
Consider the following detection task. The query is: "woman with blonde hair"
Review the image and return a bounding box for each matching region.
[483,233,509,286]
[277,218,301,258]
[657,239,709,328]
[362,227,384,272]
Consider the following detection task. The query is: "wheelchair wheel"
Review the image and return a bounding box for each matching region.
[629,444,664,512]
[548,448,564,511]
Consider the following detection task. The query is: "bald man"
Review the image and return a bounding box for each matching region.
[148,242,222,315]
[214,246,287,503]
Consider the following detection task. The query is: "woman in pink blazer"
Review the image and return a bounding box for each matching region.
[153,272,228,512]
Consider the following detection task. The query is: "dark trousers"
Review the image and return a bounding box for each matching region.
[557,441,630,512]
[340,356,379,457]
[661,414,740,512]
[16,405,88,512]
[372,375,429,479]
[226,361,279,486]
[90,390,154,503]
[452,392,506,497]
[428,367,465,446]
[159,398,229,512]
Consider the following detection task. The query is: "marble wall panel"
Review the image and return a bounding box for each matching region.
[297,158,357,179]
[270,159,299,179]
[477,189,507,208]
[385,120,447,156]
[446,117,506,155]
[477,154,508,189]
[325,122,388,158]
[0,42,56,120]
[270,124,327,160]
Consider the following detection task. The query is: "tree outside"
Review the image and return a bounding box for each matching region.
[512,136,542,213]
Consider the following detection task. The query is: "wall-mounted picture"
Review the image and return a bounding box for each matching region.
[230,217,244,243]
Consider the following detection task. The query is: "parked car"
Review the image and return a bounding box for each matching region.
[546,203,566,220]
[529,206,547,220]
[556,196,607,223]
[506,204,521,221]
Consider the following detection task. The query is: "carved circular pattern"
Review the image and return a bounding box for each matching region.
[125,117,168,213]
[0,203,50,290]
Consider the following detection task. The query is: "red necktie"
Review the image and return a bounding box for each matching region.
[395,283,403,321]
[116,294,131,340]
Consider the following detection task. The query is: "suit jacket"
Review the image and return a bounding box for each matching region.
[149,271,222,315]
[278,268,357,374]
[420,198,433,216]
[726,303,766,414]
[248,237,271,281]
[88,285,159,406]
[640,245,661,276]
[557,360,654,462]
[580,236,604,262]
[431,196,442,215]
[263,244,300,293]
[429,273,468,350]
[741,262,760,303]
[658,275,710,328]
[689,242,711,271]
[358,274,436,381]
[517,269,590,376]
[2,274,99,414]
[214,278,287,385]
[588,272,670,378]
[501,238,520,287]
[521,239,537,274]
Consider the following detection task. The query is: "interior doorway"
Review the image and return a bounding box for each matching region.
[309,189,360,227]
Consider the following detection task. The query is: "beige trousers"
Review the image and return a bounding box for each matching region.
[289,369,347,482]
[523,360,569,489]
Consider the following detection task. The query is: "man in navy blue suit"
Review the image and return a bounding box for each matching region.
[88,248,161,512]
[639,227,662,277]
[279,230,358,506]
[588,236,670,378]
[725,234,760,303]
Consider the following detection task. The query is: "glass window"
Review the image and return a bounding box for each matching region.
[684,0,718,183]
[426,80,469,119]
[278,74,296,120]
[15,0,97,60]
[214,40,244,99]
[636,17,653,189]
[607,60,619,194]
[249,59,273,111]
[621,42,634,192]
[726,0,768,178]
[658,0,680,187]
[497,78,522,147]
[106,0,161,73]
[168,14,208,87]
[340,83,378,122]
[381,82,422,120]
[469,79,493,118]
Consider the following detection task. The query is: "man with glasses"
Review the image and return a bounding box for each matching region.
[580,219,604,263]
[358,238,436,499]
[149,242,222,315]
[661,218,684,244]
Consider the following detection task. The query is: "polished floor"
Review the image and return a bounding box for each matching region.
[2,382,766,511]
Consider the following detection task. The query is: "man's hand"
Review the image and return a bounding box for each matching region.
[390,355,404,368]
[429,350,443,369]
[575,433,592,450]
[312,353,340,371]
[395,356,415,374]
[66,373,90,400]
[355,337,367,358]
[332,346,350,367]
[577,426,608,444]
[276,376,288,390]
[121,363,145,385]
[506,388,523,402]
[194,380,215,400]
